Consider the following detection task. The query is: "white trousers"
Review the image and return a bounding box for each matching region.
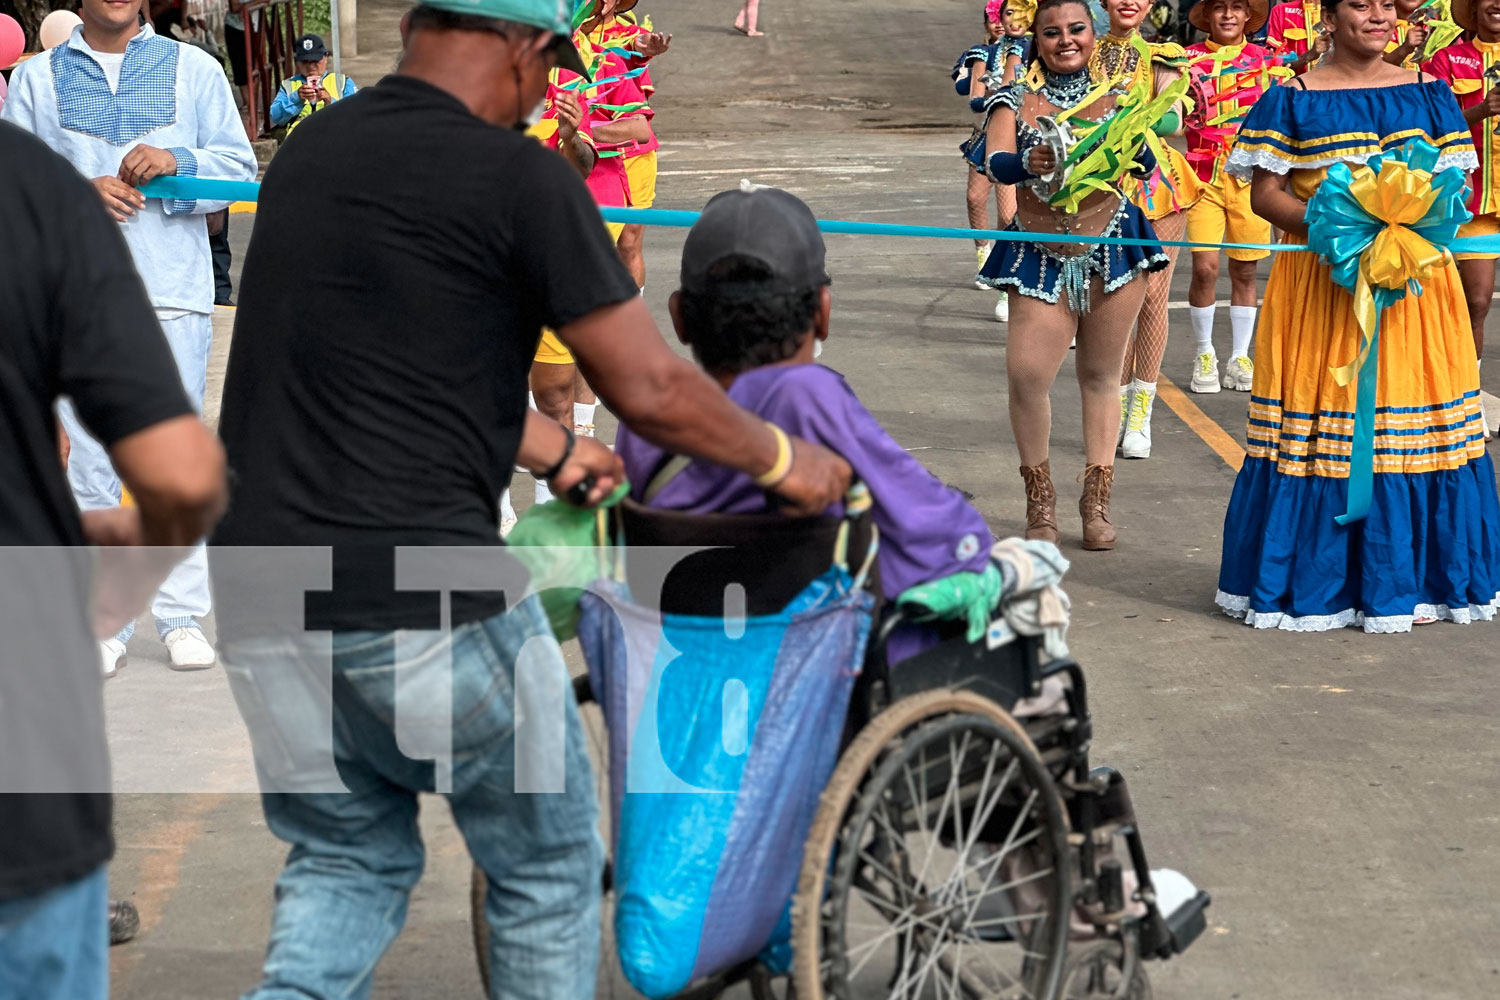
[58,310,214,637]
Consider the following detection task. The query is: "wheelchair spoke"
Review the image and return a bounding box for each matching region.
[811,708,1069,1000]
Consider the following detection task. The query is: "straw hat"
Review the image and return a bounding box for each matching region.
[1188,0,1271,35]
[1452,0,1477,32]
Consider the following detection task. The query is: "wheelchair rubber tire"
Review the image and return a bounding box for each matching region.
[791,689,1072,1000]
[470,865,492,996]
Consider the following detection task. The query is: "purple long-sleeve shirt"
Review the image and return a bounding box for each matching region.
[615,363,993,601]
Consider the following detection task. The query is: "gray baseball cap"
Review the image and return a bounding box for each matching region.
[681,187,831,297]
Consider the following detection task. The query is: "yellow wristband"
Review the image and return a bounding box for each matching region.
[752,423,794,489]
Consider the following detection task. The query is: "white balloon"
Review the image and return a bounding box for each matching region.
[39,10,82,50]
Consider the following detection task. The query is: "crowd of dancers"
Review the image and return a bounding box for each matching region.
[952,0,1500,632]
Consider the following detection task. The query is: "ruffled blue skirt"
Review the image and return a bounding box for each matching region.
[978,199,1167,313]
[1216,456,1500,632]
[960,129,987,174]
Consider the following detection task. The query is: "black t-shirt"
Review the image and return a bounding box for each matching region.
[211,75,640,636]
[0,122,195,899]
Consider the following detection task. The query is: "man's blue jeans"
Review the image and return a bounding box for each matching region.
[222,597,603,1000]
[0,866,108,1000]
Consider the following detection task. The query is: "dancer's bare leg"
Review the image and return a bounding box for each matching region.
[618,224,646,288]
[1006,294,1081,467]
[735,0,762,34]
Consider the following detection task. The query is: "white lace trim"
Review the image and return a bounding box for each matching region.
[1214,589,1500,634]
[1224,147,1479,182]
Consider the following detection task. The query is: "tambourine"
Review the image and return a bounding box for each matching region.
[1183,63,1219,132]
[1029,115,1076,200]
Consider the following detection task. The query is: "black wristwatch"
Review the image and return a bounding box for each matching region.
[537,423,576,481]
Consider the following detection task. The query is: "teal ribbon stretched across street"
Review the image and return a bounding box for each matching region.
[139,175,1500,255]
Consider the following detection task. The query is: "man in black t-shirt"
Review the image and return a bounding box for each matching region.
[212,1,852,994]
[0,122,227,1000]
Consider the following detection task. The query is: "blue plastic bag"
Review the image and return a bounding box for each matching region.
[577,568,874,998]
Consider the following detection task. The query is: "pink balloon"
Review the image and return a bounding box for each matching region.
[39,10,81,50]
[0,14,23,69]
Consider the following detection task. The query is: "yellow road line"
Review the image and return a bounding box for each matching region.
[1157,376,1246,471]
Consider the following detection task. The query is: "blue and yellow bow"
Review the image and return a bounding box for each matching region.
[1304,139,1470,525]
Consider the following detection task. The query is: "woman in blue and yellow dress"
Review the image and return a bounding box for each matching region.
[1216,0,1500,632]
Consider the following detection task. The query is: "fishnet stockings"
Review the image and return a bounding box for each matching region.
[1120,209,1187,385]
[997,181,1017,228]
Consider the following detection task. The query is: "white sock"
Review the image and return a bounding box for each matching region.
[500,488,515,520]
[573,401,597,433]
[1133,378,1157,398]
[534,476,553,505]
[527,391,537,411]
[1229,305,1257,360]
[1189,305,1215,355]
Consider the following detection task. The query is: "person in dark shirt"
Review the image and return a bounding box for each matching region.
[0,121,226,1000]
[210,1,851,995]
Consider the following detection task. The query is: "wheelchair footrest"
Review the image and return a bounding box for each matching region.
[1159,889,1211,957]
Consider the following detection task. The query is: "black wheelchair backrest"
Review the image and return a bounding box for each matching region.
[611,498,879,618]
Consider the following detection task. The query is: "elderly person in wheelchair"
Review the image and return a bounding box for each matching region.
[478,189,1211,1000]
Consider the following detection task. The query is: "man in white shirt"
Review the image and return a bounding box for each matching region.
[3,0,257,674]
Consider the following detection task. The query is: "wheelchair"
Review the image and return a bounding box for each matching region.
[472,496,1209,1000]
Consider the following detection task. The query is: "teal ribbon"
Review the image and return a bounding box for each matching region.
[1303,139,1471,525]
[139,174,1500,256]
[140,176,262,202]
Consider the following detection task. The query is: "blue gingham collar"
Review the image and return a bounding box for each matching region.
[61,21,157,59]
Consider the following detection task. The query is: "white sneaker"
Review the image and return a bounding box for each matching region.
[1151,868,1200,921]
[994,293,1009,323]
[975,245,991,290]
[500,489,517,537]
[1190,351,1221,394]
[100,638,126,680]
[1117,385,1133,450]
[163,626,216,671]
[1223,355,1254,391]
[1121,382,1156,459]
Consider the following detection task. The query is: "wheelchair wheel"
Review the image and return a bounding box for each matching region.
[470,865,491,995]
[1060,941,1151,1000]
[793,690,1071,1000]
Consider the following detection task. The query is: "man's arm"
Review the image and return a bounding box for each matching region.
[558,297,851,514]
[552,91,597,179]
[592,115,653,146]
[269,85,302,125]
[108,418,227,548]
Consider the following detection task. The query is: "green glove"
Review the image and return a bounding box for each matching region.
[896,563,1004,643]
[1152,109,1180,136]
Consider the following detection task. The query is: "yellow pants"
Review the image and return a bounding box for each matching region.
[1456,213,1500,261]
[1186,172,1271,261]
[624,151,657,209]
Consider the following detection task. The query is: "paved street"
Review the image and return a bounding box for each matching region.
[102,1,1500,997]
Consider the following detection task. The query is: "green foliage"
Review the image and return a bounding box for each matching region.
[302,0,330,39]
